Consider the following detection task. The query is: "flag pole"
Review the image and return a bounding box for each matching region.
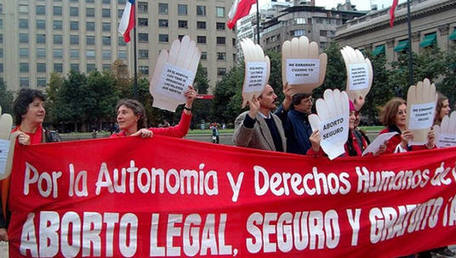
[406,0,413,86]
[133,4,138,99]
[256,0,260,45]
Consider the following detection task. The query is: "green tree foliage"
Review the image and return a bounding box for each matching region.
[318,42,346,98]
[0,80,13,116]
[438,46,456,105]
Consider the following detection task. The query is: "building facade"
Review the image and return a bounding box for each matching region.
[334,0,456,64]
[0,0,236,93]
[261,4,366,53]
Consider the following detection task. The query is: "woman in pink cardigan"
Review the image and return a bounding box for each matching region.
[110,86,196,138]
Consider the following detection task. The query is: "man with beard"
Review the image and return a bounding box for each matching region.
[233,84,289,152]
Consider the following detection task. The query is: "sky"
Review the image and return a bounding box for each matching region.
[258,0,408,11]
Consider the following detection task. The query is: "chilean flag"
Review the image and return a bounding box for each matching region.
[118,0,135,43]
[227,0,256,30]
[389,0,399,27]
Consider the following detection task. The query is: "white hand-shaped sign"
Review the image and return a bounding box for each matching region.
[406,78,437,145]
[434,111,456,148]
[282,36,327,95]
[0,106,14,179]
[240,38,270,108]
[150,35,200,112]
[341,46,373,111]
[308,89,349,160]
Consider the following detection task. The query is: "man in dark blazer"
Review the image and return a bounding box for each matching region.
[233,84,290,152]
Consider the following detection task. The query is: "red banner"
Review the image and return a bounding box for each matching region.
[8,136,456,257]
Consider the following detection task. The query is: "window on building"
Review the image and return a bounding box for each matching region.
[197,36,206,44]
[19,33,29,43]
[159,19,168,28]
[216,22,225,30]
[217,52,226,61]
[36,5,45,15]
[201,52,207,60]
[19,48,29,58]
[20,63,29,73]
[19,19,28,29]
[117,9,123,18]
[70,35,79,45]
[70,21,79,30]
[197,21,206,29]
[139,66,149,75]
[37,78,47,87]
[102,0,110,4]
[53,6,62,16]
[67,7,78,17]
[0,19,2,30]
[118,0,126,4]
[86,22,95,31]
[70,49,79,58]
[139,49,149,59]
[232,38,236,46]
[86,36,95,45]
[216,37,225,45]
[20,77,29,88]
[320,30,327,37]
[102,64,111,71]
[102,36,111,46]
[217,67,226,76]
[178,4,187,15]
[102,22,111,32]
[86,8,95,17]
[394,40,409,52]
[53,20,63,30]
[294,29,305,36]
[102,50,111,60]
[36,20,45,30]
[53,35,63,44]
[37,48,46,58]
[420,32,437,48]
[87,64,96,73]
[53,49,63,58]
[158,34,168,43]
[118,36,126,46]
[36,34,45,44]
[118,50,127,59]
[0,64,3,73]
[138,2,148,13]
[54,63,63,73]
[138,33,148,42]
[70,64,79,71]
[178,20,188,29]
[158,3,168,15]
[86,50,96,59]
[37,63,46,73]
[197,5,206,16]
[295,18,306,24]
[19,4,29,13]
[216,7,224,18]
[139,18,148,26]
[102,8,110,17]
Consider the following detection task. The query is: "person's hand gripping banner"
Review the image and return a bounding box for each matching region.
[434,111,456,148]
[308,89,349,160]
[406,78,437,145]
[340,46,373,111]
[281,36,327,95]
[240,38,270,108]
[0,105,14,179]
[150,35,200,112]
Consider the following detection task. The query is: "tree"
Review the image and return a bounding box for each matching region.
[45,73,64,126]
[318,42,346,98]
[0,80,13,116]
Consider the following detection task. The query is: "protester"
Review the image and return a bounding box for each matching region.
[434,92,451,126]
[110,86,196,138]
[233,84,291,151]
[378,97,435,154]
[283,93,313,154]
[0,89,61,241]
[210,122,220,144]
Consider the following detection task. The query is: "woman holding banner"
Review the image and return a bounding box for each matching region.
[378,97,435,153]
[110,86,197,138]
[1,89,61,241]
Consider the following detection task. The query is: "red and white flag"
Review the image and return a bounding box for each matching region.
[227,0,256,29]
[118,0,135,43]
[389,0,399,27]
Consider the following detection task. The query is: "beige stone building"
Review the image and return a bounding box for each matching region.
[0,0,236,93]
[334,0,456,64]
